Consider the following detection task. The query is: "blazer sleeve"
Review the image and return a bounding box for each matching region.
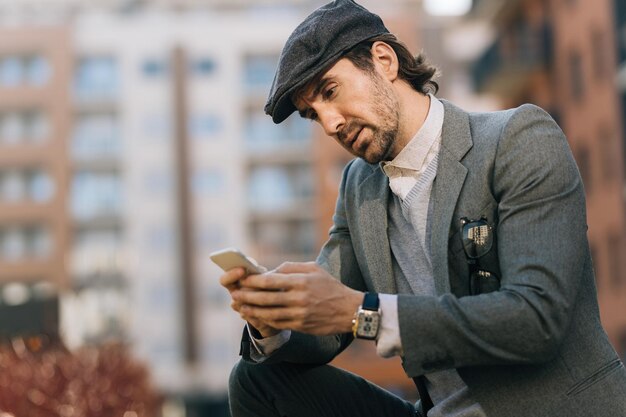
[398,104,590,376]
[240,160,365,365]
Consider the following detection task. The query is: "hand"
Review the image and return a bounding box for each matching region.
[232,262,363,336]
[219,267,280,338]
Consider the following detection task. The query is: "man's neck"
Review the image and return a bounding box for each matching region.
[392,88,431,158]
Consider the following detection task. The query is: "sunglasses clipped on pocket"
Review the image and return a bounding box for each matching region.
[460,217,501,295]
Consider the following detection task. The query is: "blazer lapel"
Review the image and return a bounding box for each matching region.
[430,100,472,295]
[356,166,397,294]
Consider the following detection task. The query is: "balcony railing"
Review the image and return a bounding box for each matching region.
[472,22,553,95]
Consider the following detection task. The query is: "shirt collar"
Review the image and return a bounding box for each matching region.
[381,94,444,172]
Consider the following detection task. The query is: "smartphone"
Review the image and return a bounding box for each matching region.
[209,247,267,275]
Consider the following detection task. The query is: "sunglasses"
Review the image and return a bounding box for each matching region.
[461,217,500,294]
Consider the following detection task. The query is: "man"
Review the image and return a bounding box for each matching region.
[220,1,626,416]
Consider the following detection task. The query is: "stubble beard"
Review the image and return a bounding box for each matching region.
[357,74,400,165]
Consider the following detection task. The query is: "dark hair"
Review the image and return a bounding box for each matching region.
[343,33,439,94]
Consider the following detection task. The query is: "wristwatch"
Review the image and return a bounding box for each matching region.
[352,292,381,340]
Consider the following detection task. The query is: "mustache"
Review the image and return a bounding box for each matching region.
[338,120,366,144]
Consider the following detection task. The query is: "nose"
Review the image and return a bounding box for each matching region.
[316,105,344,138]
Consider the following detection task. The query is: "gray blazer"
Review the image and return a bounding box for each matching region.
[241,101,626,416]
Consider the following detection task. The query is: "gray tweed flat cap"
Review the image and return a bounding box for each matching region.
[264,0,389,124]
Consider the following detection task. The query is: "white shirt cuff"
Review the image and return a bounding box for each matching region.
[375,294,404,358]
[247,324,291,362]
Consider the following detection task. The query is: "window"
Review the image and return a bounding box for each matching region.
[0,112,24,144]
[142,59,168,77]
[0,169,54,203]
[0,171,26,202]
[74,229,121,248]
[72,229,123,277]
[248,164,313,210]
[26,226,52,258]
[72,113,120,158]
[1,228,26,260]
[0,225,51,260]
[188,114,222,139]
[292,164,314,199]
[248,166,292,210]
[23,111,50,143]
[190,58,216,76]
[0,55,51,87]
[0,111,49,145]
[245,111,284,143]
[25,55,51,86]
[0,56,23,86]
[27,170,55,202]
[245,108,311,150]
[252,219,316,255]
[569,50,584,100]
[244,55,278,92]
[74,56,119,100]
[192,169,224,197]
[71,171,123,219]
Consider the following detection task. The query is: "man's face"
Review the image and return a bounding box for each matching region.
[293,58,400,164]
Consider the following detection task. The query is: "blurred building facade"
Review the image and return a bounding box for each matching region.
[0,1,316,400]
[61,9,317,396]
[470,0,626,354]
[0,27,71,345]
[0,28,71,291]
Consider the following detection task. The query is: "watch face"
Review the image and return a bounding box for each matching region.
[357,310,380,339]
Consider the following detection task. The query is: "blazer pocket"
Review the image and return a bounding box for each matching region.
[566,358,624,396]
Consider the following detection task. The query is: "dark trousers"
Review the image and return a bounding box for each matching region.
[229,360,418,417]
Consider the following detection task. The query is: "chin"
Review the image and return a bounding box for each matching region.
[362,152,384,165]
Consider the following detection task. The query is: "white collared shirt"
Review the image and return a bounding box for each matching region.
[381,93,443,199]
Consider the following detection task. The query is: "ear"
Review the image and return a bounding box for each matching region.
[370,41,399,82]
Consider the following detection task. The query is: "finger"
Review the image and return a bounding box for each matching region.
[228,287,256,312]
[240,273,297,291]
[233,288,304,307]
[240,305,305,322]
[219,267,246,287]
[274,261,318,274]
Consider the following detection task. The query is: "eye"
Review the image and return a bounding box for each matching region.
[322,85,337,100]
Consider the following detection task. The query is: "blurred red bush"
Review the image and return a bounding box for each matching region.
[0,335,162,417]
